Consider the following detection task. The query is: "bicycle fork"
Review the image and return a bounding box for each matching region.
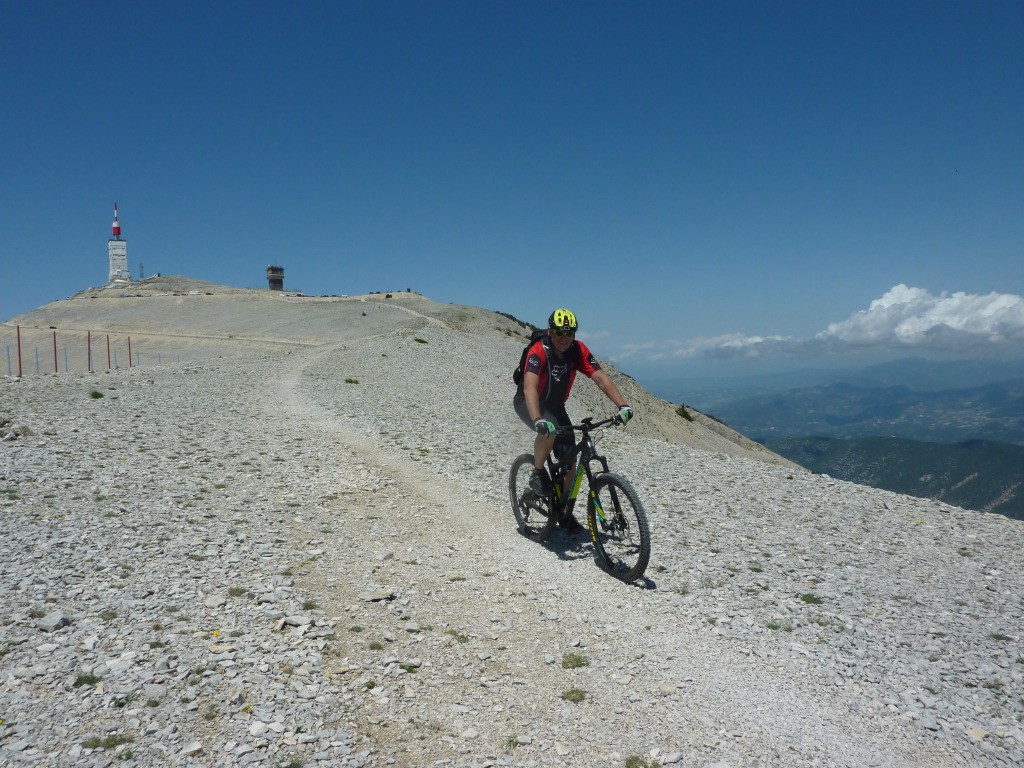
[584,458,619,538]
[590,487,625,533]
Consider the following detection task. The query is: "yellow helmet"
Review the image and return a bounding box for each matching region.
[548,308,578,335]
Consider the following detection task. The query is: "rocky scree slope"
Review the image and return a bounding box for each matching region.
[1,297,1022,767]
[6,283,791,467]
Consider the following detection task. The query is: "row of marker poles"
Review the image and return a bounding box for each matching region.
[5,326,143,376]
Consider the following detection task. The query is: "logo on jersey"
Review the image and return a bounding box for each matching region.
[550,362,569,382]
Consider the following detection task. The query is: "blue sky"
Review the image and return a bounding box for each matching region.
[3,1,1022,380]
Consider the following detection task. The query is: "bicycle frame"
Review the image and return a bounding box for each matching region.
[547,417,615,520]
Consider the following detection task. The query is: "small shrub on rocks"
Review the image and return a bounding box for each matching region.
[675,404,694,421]
[561,653,589,669]
[82,734,133,750]
[89,390,105,399]
[561,688,586,703]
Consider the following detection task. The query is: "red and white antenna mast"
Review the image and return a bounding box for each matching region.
[112,203,121,239]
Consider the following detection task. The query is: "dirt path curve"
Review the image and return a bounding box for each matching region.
[265,341,966,768]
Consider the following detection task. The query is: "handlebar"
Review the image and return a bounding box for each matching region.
[555,414,623,437]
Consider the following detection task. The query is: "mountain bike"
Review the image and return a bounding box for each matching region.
[509,415,651,582]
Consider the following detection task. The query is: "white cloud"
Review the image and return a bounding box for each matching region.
[578,329,611,342]
[617,332,799,361]
[819,284,1024,347]
[620,285,1024,361]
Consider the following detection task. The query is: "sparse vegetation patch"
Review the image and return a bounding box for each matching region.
[561,652,589,669]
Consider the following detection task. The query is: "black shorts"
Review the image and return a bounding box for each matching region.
[512,395,575,461]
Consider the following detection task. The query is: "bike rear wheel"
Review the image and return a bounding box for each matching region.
[509,453,557,542]
[587,472,650,582]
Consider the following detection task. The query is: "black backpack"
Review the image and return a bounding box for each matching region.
[513,329,548,386]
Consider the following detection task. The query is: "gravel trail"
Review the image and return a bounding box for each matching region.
[2,319,1022,767]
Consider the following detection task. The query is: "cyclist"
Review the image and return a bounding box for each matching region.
[513,308,633,533]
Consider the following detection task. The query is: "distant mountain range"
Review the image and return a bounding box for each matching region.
[822,356,1024,392]
[759,436,1024,520]
[708,377,1024,444]
[644,357,1024,520]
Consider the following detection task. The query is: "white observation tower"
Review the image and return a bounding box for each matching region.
[108,203,130,283]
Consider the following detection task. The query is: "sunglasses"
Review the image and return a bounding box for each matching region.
[551,328,575,338]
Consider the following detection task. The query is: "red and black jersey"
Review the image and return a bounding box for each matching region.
[521,336,602,405]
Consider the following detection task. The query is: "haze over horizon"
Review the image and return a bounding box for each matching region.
[3,1,1022,379]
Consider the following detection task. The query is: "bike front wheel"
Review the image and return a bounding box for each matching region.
[509,453,557,542]
[587,472,650,582]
